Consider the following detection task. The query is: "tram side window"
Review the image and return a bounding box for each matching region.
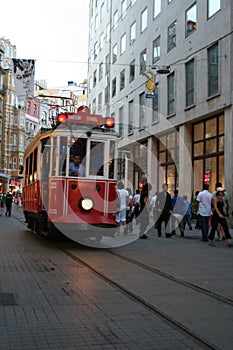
[59,137,68,176]
[51,137,57,176]
[109,141,115,179]
[25,157,29,185]
[69,138,87,177]
[90,141,104,176]
[41,137,50,182]
[33,148,38,181]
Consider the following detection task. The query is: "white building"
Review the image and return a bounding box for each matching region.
[87,0,233,224]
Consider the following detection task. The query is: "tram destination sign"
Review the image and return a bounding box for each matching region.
[66,112,103,125]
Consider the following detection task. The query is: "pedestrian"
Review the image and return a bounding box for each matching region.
[0,195,4,216]
[155,183,173,238]
[5,192,13,217]
[195,184,212,242]
[208,188,233,247]
[171,190,186,237]
[133,189,140,224]
[150,191,158,227]
[115,181,129,236]
[126,188,134,234]
[139,175,152,239]
[212,182,229,241]
[182,195,193,230]
[191,191,201,229]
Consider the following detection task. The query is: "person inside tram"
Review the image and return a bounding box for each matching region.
[69,154,85,177]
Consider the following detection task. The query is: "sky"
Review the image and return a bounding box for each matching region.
[0,0,89,88]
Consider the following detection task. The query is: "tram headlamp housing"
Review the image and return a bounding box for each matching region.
[79,197,94,211]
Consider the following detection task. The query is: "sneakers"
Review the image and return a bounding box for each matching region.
[139,234,148,239]
[209,241,216,247]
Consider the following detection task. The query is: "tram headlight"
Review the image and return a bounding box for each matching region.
[79,197,94,211]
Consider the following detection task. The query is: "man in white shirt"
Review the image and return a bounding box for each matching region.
[196,184,212,241]
[115,181,129,236]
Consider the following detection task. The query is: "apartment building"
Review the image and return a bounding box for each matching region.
[87,0,233,222]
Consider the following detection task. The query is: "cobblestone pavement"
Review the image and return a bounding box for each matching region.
[0,206,210,350]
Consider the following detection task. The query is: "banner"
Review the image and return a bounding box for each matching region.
[12,59,35,101]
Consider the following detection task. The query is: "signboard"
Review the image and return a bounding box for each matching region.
[66,112,103,125]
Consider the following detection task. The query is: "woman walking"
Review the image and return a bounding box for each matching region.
[208,188,233,247]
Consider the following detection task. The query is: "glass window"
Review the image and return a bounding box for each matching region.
[105,54,110,74]
[154,0,161,18]
[109,141,115,179]
[140,48,147,73]
[106,23,110,42]
[208,0,221,18]
[152,86,159,123]
[153,36,160,63]
[112,44,117,63]
[98,92,102,109]
[120,33,126,54]
[208,42,219,96]
[120,69,125,91]
[121,0,127,18]
[90,141,104,176]
[130,21,136,44]
[112,77,116,97]
[139,92,145,129]
[128,100,134,134]
[141,8,148,33]
[186,3,197,37]
[129,60,135,82]
[167,20,177,51]
[93,69,97,87]
[99,32,104,51]
[99,62,103,81]
[185,59,195,107]
[100,2,105,22]
[167,72,175,115]
[119,106,124,137]
[192,115,225,193]
[113,10,118,30]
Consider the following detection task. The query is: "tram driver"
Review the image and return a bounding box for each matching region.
[69,154,86,177]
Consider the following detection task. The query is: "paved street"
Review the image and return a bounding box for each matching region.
[0,205,232,349]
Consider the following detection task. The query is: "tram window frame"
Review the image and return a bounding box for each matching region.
[68,137,87,177]
[89,140,105,177]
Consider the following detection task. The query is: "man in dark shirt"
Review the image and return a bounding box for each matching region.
[155,183,173,238]
[5,192,13,217]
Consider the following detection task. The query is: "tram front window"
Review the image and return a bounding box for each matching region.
[69,138,87,177]
[90,141,104,176]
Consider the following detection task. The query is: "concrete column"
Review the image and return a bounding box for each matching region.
[224,108,233,228]
[148,136,159,194]
[178,124,193,200]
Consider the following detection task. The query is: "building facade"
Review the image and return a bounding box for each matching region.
[87,0,233,225]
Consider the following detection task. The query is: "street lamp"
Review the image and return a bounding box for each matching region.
[153,65,171,74]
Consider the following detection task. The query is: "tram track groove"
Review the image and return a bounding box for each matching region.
[107,250,233,307]
[59,246,220,350]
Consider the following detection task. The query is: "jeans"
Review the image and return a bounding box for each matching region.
[198,215,209,241]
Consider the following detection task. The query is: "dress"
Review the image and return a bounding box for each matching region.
[208,200,232,241]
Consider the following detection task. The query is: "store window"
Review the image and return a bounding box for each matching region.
[158,131,179,193]
[193,115,224,194]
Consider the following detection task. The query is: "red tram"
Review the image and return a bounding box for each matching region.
[22,107,119,247]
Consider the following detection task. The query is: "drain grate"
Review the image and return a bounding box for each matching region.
[0,293,17,305]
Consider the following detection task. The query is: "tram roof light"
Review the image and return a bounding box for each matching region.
[105,117,115,128]
[57,113,68,124]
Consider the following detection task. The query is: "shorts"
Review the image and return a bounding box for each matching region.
[115,208,127,223]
